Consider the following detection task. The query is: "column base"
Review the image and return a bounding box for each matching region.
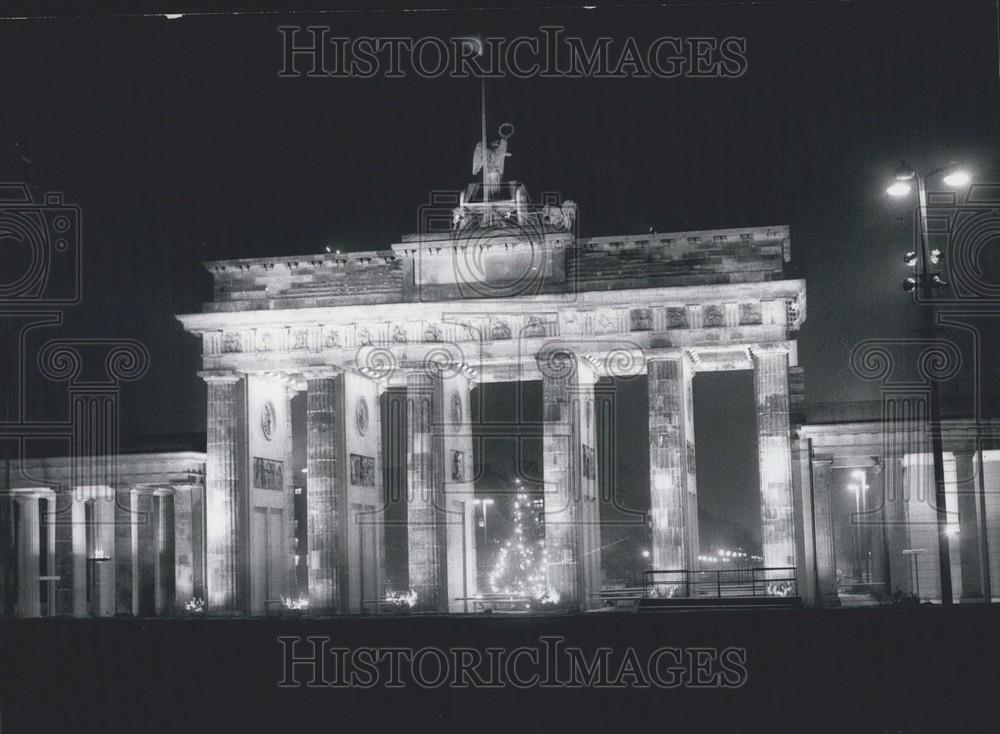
[819,592,841,608]
[960,592,987,604]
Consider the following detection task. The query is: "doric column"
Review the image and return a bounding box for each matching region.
[811,458,839,606]
[647,355,696,575]
[752,348,797,576]
[0,491,15,616]
[54,490,87,617]
[884,457,911,595]
[306,371,346,613]
[283,384,297,602]
[154,490,176,614]
[16,494,41,618]
[203,372,244,613]
[406,370,447,611]
[791,438,816,606]
[114,486,135,615]
[576,363,601,610]
[866,463,891,591]
[43,495,56,616]
[542,351,601,607]
[93,491,116,617]
[955,451,985,603]
[134,489,157,616]
[171,484,199,606]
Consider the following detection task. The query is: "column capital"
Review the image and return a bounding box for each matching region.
[198,369,242,385]
[168,483,199,493]
[749,344,790,359]
[8,487,55,500]
[645,350,685,364]
[302,366,343,381]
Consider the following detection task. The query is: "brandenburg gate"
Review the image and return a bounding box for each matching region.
[177,165,807,614]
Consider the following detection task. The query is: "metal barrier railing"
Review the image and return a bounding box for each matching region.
[642,567,798,599]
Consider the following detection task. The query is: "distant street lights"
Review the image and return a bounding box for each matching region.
[885,160,973,605]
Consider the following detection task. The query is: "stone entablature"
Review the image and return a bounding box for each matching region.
[181,279,806,383]
[202,225,791,311]
[800,420,1000,457]
[9,451,206,489]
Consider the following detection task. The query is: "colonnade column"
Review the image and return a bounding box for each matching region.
[955,450,985,603]
[883,456,912,595]
[16,493,41,617]
[542,351,601,608]
[53,489,87,617]
[93,490,117,617]
[172,483,204,607]
[0,492,14,616]
[154,489,176,614]
[647,354,697,579]
[305,370,346,613]
[791,438,816,606]
[202,371,245,613]
[810,458,839,605]
[406,369,447,611]
[866,463,891,592]
[752,348,797,579]
[134,488,157,616]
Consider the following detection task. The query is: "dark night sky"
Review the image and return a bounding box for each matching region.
[2,3,999,559]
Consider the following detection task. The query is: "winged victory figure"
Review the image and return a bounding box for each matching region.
[472,136,510,201]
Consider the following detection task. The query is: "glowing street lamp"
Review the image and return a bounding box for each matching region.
[886,180,912,197]
[883,160,973,605]
[942,170,971,187]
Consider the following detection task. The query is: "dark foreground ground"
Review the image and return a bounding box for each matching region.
[1,605,998,733]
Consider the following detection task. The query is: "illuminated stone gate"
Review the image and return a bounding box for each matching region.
[177,196,807,613]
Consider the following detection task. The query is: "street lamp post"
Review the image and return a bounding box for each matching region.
[887,161,972,606]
